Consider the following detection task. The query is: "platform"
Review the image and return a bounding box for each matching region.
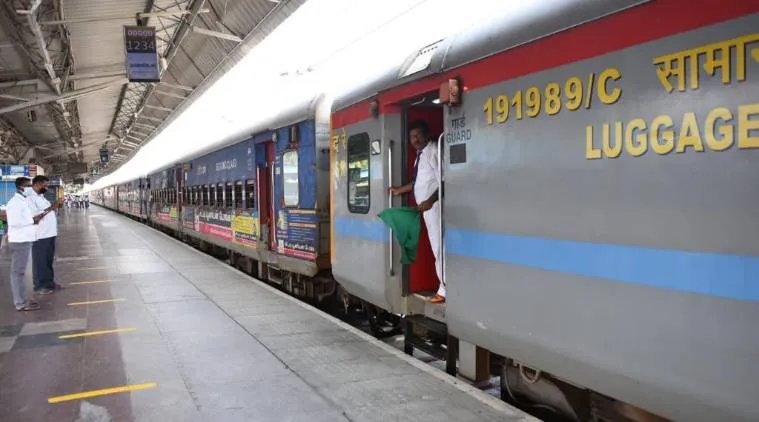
[0,207,536,422]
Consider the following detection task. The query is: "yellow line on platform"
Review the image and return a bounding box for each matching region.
[58,328,136,339]
[68,280,112,285]
[67,298,125,306]
[48,382,157,403]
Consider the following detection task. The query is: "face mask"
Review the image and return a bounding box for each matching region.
[23,187,34,196]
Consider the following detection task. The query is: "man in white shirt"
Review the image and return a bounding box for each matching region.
[390,120,445,303]
[6,177,44,311]
[29,176,62,293]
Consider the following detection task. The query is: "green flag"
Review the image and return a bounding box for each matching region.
[378,206,422,264]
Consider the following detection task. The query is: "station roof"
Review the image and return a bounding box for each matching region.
[0,0,303,181]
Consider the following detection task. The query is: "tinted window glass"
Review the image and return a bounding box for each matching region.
[347,133,370,214]
[283,150,299,207]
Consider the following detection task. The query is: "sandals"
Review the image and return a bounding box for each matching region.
[429,294,446,304]
[17,301,40,311]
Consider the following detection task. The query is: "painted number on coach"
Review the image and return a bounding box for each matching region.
[482,68,621,125]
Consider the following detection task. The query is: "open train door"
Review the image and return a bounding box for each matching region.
[384,91,453,373]
[256,141,276,251]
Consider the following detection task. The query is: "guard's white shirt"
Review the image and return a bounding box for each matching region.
[29,192,57,239]
[6,192,36,243]
[413,141,440,205]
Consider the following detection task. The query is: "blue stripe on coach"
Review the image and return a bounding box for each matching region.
[446,229,759,302]
[334,216,388,242]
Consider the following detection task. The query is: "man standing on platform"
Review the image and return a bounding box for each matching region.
[389,120,445,303]
[29,176,62,293]
[6,177,40,311]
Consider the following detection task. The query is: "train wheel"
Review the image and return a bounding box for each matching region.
[367,307,402,338]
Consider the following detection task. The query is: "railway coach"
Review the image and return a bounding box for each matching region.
[329,0,759,421]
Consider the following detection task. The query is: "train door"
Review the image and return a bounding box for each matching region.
[331,111,399,314]
[176,166,184,231]
[397,95,444,299]
[257,141,276,250]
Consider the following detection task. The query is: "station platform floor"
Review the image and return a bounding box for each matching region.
[0,207,536,422]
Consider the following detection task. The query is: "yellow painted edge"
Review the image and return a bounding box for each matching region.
[68,280,112,285]
[48,382,157,404]
[59,328,136,339]
[67,298,125,306]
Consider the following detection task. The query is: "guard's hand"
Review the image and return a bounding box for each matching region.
[388,187,401,197]
[417,200,433,212]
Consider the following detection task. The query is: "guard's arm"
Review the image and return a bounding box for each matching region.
[390,183,413,196]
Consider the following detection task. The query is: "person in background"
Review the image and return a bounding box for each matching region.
[6,177,41,311]
[29,176,62,293]
[389,120,445,303]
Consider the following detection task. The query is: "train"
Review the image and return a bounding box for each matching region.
[90,1,759,421]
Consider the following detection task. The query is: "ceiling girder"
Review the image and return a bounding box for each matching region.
[0,78,129,115]
[0,117,34,162]
[0,0,81,164]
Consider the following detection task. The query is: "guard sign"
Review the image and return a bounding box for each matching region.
[124,26,160,82]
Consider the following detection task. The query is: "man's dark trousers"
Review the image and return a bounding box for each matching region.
[32,236,56,291]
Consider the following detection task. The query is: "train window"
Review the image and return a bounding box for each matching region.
[246,180,255,210]
[233,182,243,209]
[202,186,209,206]
[225,183,233,208]
[347,132,370,214]
[209,186,216,206]
[283,150,298,207]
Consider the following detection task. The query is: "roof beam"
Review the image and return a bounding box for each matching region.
[191,26,242,43]
[159,82,194,92]
[38,9,210,26]
[69,71,127,82]
[0,79,41,89]
[0,93,32,102]
[137,115,165,123]
[0,1,82,162]
[153,89,187,100]
[0,78,129,115]
[132,123,156,130]
[24,9,60,95]
[0,117,34,162]
[143,104,173,112]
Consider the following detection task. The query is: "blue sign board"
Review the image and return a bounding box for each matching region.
[124,26,160,82]
[0,164,30,180]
